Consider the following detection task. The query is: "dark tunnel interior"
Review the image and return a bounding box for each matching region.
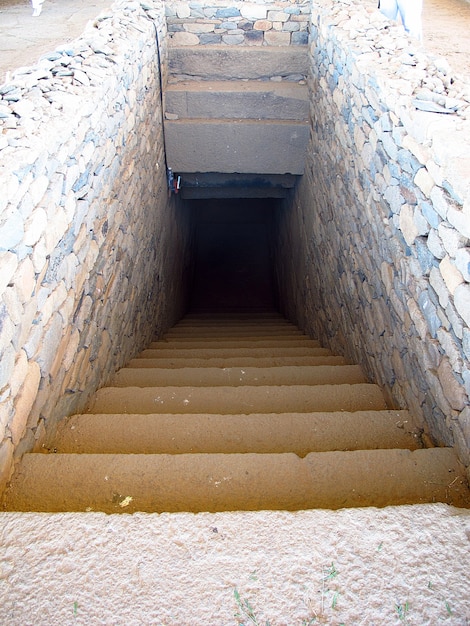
[187,198,280,313]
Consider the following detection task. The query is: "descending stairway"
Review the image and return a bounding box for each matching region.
[3,312,470,512]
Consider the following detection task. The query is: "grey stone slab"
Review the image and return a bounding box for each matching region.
[164,119,309,174]
[164,80,309,121]
[168,45,308,80]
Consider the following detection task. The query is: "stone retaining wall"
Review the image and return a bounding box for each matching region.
[165,0,309,46]
[276,0,470,474]
[0,0,192,489]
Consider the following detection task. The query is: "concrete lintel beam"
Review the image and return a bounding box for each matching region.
[164,119,309,175]
[168,45,308,81]
[164,81,309,121]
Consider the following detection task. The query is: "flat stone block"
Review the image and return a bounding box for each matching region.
[170,32,199,46]
[164,81,309,121]
[168,46,308,80]
[164,119,309,174]
[264,31,291,46]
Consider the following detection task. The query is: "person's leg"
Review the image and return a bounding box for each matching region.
[398,0,423,39]
[31,0,44,16]
[379,0,399,21]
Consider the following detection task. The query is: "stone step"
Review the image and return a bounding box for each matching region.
[167,45,309,81]
[87,384,387,414]
[48,410,421,455]
[109,365,367,388]
[151,339,320,349]
[164,80,309,121]
[164,330,306,337]
[164,118,309,175]
[152,335,321,350]
[138,346,334,359]
[4,448,469,513]
[164,324,305,333]
[128,355,350,369]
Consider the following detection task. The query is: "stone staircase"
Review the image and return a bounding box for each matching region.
[163,45,310,198]
[3,312,470,512]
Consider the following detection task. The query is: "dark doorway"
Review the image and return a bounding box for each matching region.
[189,199,278,312]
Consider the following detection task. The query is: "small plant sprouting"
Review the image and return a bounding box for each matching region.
[73,601,78,616]
[323,562,338,581]
[396,601,410,623]
[445,600,452,616]
[331,591,340,609]
[234,588,271,626]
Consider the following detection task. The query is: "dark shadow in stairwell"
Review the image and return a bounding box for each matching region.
[188,199,278,313]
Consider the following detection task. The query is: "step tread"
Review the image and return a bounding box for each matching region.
[138,347,335,359]
[87,383,387,414]
[152,338,319,348]
[159,333,311,341]
[4,449,469,513]
[128,355,350,368]
[109,365,367,387]
[49,410,421,455]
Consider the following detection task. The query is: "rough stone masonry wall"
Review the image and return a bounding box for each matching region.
[0,0,191,490]
[165,0,309,46]
[276,0,470,473]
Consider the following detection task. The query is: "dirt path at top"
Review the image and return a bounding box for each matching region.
[422,0,470,77]
[0,0,469,84]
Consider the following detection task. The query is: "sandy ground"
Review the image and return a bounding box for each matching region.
[1,0,470,85]
[1,505,470,625]
[0,0,113,84]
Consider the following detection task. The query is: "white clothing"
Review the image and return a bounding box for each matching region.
[31,0,44,16]
[379,0,423,40]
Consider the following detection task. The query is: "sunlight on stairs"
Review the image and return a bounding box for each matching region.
[3,312,470,512]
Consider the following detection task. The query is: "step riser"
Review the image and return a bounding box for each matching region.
[127,356,350,369]
[152,339,319,349]
[165,328,302,334]
[88,384,387,415]
[139,347,333,359]
[5,449,468,513]
[50,411,420,455]
[110,365,367,388]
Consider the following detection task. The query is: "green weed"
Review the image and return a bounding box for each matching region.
[396,601,410,623]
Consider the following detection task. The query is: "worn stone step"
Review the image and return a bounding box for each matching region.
[163,328,307,337]
[151,339,320,350]
[164,118,309,175]
[157,334,313,342]
[138,346,334,360]
[128,355,350,369]
[87,384,387,414]
[48,410,421,455]
[109,365,367,388]
[4,448,469,513]
[164,80,309,121]
[167,45,308,81]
